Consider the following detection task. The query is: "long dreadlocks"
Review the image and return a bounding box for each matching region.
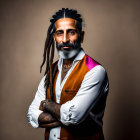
[40,8,83,100]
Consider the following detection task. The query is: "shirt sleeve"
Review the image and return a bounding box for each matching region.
[27,76,46,128]
[60,65,108,125]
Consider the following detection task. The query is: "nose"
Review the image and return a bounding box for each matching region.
[62,32,69,43]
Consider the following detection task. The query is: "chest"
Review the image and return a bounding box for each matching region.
[49,57,89,104]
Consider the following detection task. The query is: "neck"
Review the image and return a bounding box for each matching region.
[63,57,75,66]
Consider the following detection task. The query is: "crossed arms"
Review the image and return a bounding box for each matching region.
[27,65,108,129]
[38,100,61,129]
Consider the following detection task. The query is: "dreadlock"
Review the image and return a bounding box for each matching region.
[40,8,83,100]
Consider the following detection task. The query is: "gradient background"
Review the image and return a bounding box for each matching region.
[0,0,140,140]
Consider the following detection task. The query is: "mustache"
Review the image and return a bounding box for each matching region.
[57,42,75,49]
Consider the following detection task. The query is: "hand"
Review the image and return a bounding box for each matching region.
[39,99,52,111]
[39,100,61,120]
[39,100,46,111]
[38,112,61,129]
[38,112,56,124]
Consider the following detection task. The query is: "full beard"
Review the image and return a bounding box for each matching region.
[56,40,81,60]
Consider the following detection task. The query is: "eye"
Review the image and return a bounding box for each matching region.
[69,30,76,35]
[55,31,63,36]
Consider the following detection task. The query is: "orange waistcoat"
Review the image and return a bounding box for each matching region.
[45,54,104,140]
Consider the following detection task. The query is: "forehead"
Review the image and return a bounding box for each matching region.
[55,18,77,31]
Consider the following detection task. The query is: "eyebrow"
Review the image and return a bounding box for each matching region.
[55,29,78,33]
[67,29,78,32]
[55,30,63,33]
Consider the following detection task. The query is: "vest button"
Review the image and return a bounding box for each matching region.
[65,90,69,93]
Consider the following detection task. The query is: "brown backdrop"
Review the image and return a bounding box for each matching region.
[0,0,140,140]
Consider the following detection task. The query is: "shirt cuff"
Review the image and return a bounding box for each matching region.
[60,104,69,125]
[60,102,76,126]
[29,110,43,128]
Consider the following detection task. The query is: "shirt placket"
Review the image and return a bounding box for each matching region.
[57,61,78,103]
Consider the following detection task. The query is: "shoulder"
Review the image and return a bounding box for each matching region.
[84,54,101,71]
[83,54,107,80]
[85,65,106,80]
[39,75,46,87]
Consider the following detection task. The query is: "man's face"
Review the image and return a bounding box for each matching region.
[53,18,84,59]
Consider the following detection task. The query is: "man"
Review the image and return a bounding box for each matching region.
[27,8,109,140]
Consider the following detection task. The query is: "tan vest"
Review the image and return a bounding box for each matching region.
[45,54,104,140]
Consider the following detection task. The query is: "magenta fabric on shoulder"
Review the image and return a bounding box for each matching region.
[84,54,99,70]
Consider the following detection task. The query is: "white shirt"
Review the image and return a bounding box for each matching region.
[27,49,109,140]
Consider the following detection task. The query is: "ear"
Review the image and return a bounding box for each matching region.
[80,31,85,43]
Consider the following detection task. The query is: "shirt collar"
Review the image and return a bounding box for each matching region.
[57,48,85,71]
